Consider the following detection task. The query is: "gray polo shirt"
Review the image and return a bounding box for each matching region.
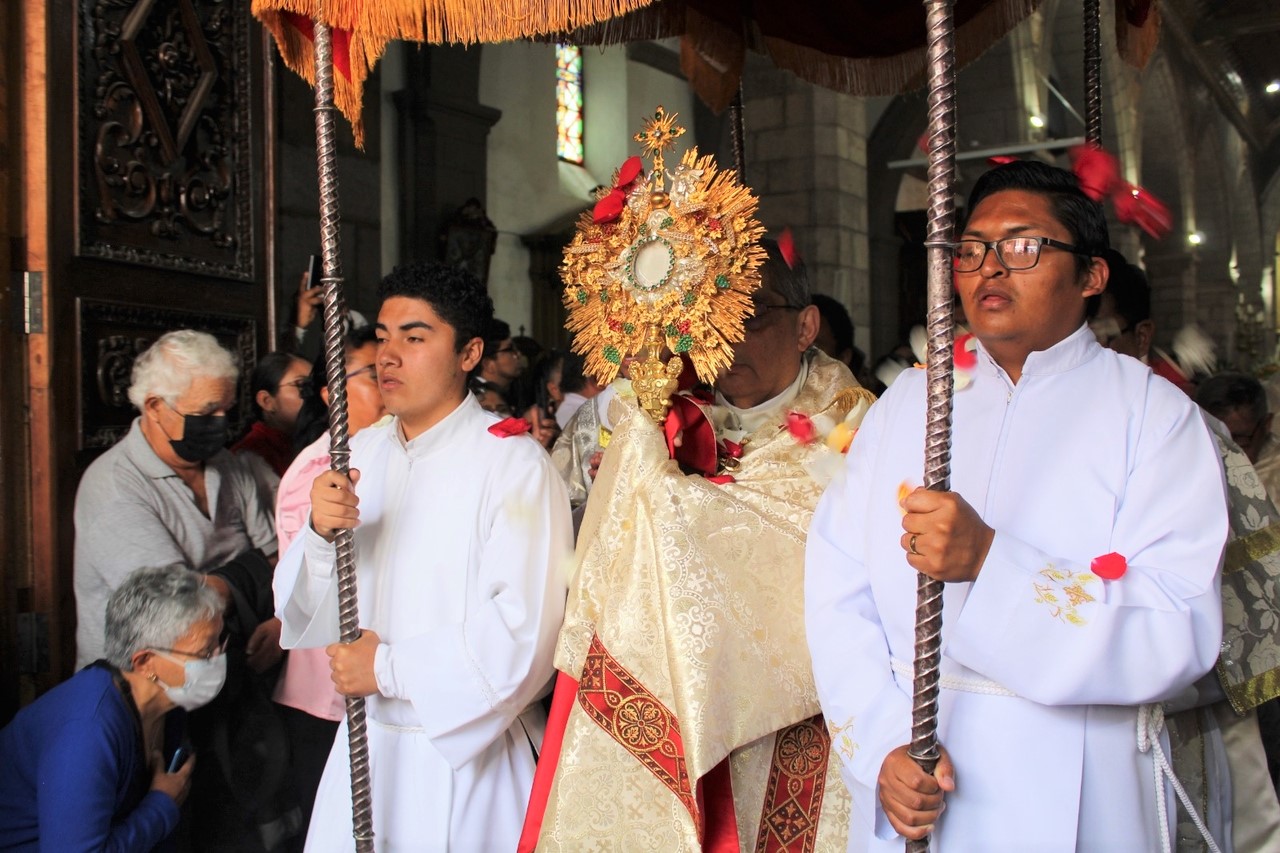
[73,417,276,668]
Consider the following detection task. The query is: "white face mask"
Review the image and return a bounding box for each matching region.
[154,652,228,711]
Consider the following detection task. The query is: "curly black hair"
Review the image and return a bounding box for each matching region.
[377,261,494,353]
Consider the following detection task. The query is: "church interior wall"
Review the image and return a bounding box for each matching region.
[479,41,696,337]
[260,18,1274,377]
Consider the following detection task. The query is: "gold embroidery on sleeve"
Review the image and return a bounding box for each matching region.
[825,715,859,761]
[1033,565,1099,626]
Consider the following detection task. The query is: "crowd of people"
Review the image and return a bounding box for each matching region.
[4,160,1280,852]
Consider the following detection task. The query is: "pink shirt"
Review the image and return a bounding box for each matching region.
[271,435,346,721]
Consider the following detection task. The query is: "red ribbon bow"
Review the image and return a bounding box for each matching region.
[664,395,718,477]
[1068,146,1171,239]
[488,417,531,438]
[986,148,1171,240]
[592,156,644,225]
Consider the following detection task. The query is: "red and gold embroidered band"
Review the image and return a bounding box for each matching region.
[755,715,832,853]
[577,633,697,822]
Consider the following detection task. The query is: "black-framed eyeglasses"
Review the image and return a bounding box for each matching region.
[950,236,1092,273]
[344,364,377,382]
[279,378,310,392]
[152,630,229,661]
[744,302,803,331]
[495,346,520,357]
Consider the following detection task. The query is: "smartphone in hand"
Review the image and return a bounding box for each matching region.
[166,746,192,774]
[307,254,322,291]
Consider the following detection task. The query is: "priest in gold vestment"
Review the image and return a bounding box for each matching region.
[521,243,870,852]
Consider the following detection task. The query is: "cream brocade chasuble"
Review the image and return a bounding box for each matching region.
[536,354,857,851]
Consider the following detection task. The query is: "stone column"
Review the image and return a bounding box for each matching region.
[741,64,873,353]
[395,45,501,267]
[1143,249,1197,349]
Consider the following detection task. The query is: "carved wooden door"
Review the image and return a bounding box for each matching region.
[5,0,275,704]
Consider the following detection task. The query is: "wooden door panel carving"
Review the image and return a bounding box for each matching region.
[79,0,259,281]
[0,0,275,698]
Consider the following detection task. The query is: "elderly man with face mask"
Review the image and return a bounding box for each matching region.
[74,330,277,669]
[522,239,872,852]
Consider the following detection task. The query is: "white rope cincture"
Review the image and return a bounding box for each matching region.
[1136,703,1221,853]
[889,658,1017,697]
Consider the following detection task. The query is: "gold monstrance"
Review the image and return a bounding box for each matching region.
[562,107,766,421]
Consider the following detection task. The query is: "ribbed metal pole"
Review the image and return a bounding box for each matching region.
[908,0,956,850]
[1083,0,1102,147]
[312,16,375,853]
[730,83,747,183]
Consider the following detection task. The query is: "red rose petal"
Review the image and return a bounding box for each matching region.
[1091,552,1127,580]
[953,333,977,370]
[785,411,818,445]
[488,417,532,438]
[706,474,736,485]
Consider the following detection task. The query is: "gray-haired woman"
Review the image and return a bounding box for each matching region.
[0,564,227,850]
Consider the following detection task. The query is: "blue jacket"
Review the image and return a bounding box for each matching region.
[0,665,179,851]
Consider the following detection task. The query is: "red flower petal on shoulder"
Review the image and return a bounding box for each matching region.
[786,411,818,445]
[1090,552,1127,580]
[488,417,532,438]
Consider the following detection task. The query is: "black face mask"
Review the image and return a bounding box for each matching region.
[169,413,228,463]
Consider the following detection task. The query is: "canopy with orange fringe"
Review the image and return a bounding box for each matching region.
[254,0,1161,145]
[252,0,664,145]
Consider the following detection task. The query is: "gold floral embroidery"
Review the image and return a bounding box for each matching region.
[825,715,859,761]
[1033,565,1099,626]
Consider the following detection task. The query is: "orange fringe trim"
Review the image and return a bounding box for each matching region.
[254,1,384,147]
[253,0,661,144]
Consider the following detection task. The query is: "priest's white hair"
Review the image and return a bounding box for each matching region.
[127,329,238,410]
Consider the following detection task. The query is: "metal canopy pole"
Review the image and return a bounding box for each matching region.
[311,14,375,852]
[1083,0,1103,146]
[730,83,748,182]
[908,0,957,849]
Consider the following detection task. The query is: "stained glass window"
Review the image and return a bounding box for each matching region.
[556,44,584,165]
